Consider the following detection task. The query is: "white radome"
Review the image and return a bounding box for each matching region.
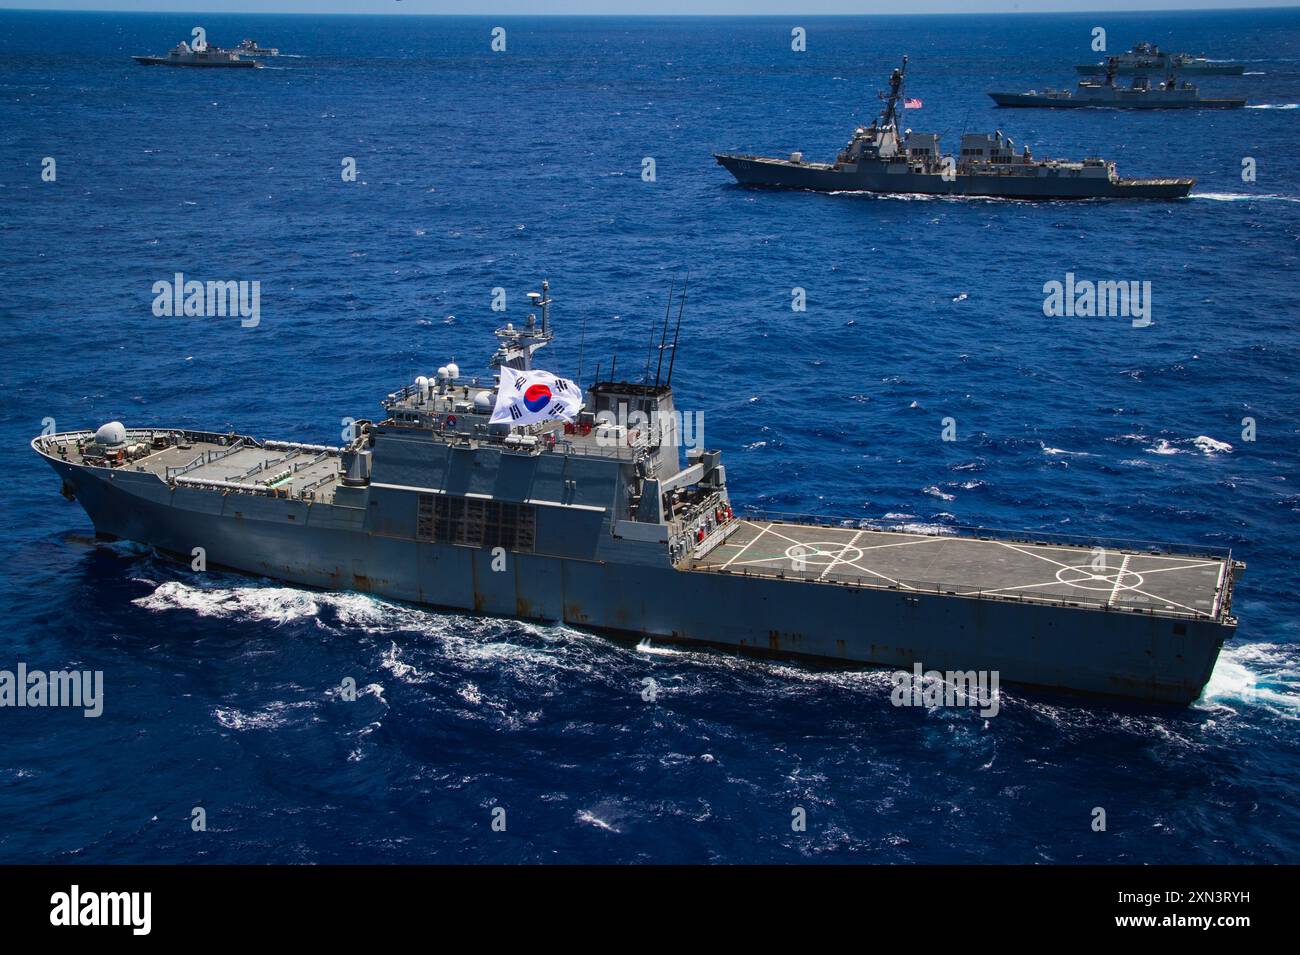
[95,421,127,447]
[445,362,460,379]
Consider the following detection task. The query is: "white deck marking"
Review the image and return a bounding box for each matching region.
[962,578,1077,598]
[995,540,1075,571]
[1128,560,1221,575]
[854,535,951,552]
[757,524,814,549]
[831,552,908,587]
[1106,553,1133,607]
[720,521,773,569]
[734,554,794,568]
[1126,587,1211,618]
[819,530,865,579]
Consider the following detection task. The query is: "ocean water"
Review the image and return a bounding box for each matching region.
[1,9,1298,864]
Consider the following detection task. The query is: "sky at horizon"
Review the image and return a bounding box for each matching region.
[2,1,1298,17]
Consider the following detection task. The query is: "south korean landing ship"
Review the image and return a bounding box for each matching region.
[33,282,1241,705]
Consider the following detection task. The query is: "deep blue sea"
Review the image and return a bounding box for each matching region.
[1,9,1298,864]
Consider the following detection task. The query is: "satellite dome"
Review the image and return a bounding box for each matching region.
[473,391,493,413]
[95,421,127,447]
[436,366,449,380]
[415,375,429,391]
[445,362,460,379]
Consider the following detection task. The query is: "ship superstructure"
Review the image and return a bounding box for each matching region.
[715,57,1194,199]
[32,283,1242,705]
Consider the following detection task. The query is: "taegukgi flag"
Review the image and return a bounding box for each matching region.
[491,368,584,426]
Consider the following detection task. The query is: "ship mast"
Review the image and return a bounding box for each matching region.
[491,280,554,372]
[878,55,908,129]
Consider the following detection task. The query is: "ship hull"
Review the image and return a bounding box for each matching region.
[41,452,1230,706]
[132,55,261,68]
[989,92,1246,109]
[714,154,1193,200]
[1076,63,1244,76]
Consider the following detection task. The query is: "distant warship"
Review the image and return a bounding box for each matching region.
[1076,41,1243,76]
[32,282,1242,705]
[991,60,1246,109]
[715,57,1195,199]
[133,40,262,69]
[234,39,279,57]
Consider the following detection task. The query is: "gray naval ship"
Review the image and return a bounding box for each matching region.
[234,39,279,57]
[32,283,1243,705]
[715,57,1194,199]
[1077,42,1244,76]
[132,40,262,69]
[991,60,1247,109]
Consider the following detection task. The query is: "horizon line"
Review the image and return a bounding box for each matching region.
[3,3,1300,16]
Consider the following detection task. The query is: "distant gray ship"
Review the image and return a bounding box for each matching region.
[32,282,1242,705]
[234,39,279,57]
[991,61,1246,109]
[716,57,1194,199]
[1077,41,1244,76]
[133,40,262,69]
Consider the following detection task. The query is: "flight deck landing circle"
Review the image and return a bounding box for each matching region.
[1054,564,1145,593]
[785,541,864,567]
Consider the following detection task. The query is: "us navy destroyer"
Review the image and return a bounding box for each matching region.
[715,57,1194,199]
[32,283,1241,705]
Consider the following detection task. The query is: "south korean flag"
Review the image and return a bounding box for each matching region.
[490,368,584,426]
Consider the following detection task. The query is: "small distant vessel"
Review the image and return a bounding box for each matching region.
[991,61,1246,110]
[234,39,279,57]
[1076,41,1243,76]
[132,41,262,69]
[715,56,1195,200]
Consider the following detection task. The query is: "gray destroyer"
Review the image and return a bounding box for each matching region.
[33,284,1242,705]
[991,60,1246,109]
[1076,42,1244,76]
[133,40,262,69]
[715,58,1194,199]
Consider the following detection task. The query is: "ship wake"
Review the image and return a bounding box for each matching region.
[1199,642,1300,718]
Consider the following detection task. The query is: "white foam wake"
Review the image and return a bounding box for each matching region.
[1191,192,1300,202]
[1199,643,1300,718]
[133,580,323,626]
